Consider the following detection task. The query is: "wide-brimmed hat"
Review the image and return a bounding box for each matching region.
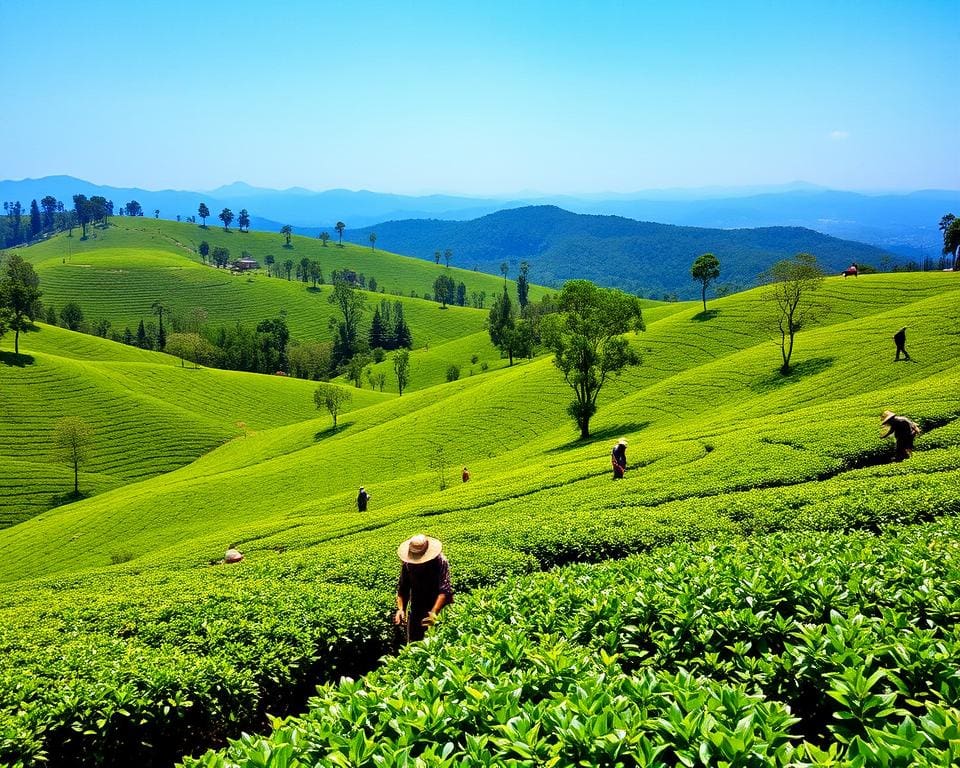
[616,438,628,447]
[397,534,442,564]
[881,410,896,425]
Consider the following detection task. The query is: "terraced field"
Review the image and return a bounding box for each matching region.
[1,249,958,768]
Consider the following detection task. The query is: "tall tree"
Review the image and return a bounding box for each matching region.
[541,280,645,439]
[393,304,412,349]
[198,202,210,226]
[320,231,330,247]
[369,232,377,251]
[328,279,366,365]
[136,318,149,349]
[54,416,93,497]
[0,253,42,355]
[89,196,108,225]
[488,291,518,364]
[369,305,386,349]
[154,209,160,219]
[942,214,960,270]
[281,224,293,246]
[298,257,311,283]
[198,240,210,263]
[763,253,825,374]
[151,300,167,350]
[211,246,230,268]
[283,259,294,280]
[73,194,92,237]
[238,209,250,232]
[29,200,41,239]
[219,208,233,231]
[314,382,352,430]
[433,274,456,307]
[444,248,452,268]
[691,253,721,312]
[516,260,530,309]
[434,250,441,265]
[500,260,509,285]
[394,348,410,395]
[335,221,345,246]
[456,281,467,307]
[264,253,275,275]
[125,200,143,217]
[40,196,58,231]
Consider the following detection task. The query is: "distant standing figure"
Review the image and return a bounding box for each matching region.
[611,438,628,480]
[893,326,910,361]
[462,466,470,483]
[842,263,858,278]
[881,410,920,462]
[357,486,371,512]
[394,534,454,643]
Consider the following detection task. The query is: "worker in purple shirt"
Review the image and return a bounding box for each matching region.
[394,534,454,643]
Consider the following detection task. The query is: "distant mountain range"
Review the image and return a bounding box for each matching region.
[345,206,895,299]
[1,176,955,260]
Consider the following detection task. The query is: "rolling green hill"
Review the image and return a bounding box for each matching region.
[1,267,958,768]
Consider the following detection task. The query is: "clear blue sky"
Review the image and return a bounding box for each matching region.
[2,0,957,194]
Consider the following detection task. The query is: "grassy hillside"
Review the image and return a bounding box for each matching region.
[0,323,387,527]
[2,271,959,767]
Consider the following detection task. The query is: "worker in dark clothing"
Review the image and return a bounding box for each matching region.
[394,534,454,643]
[462,466,470,483]
[893,327,910,361]
[881,410,920,462]
[356,486,371,512]
[611,438,628,480]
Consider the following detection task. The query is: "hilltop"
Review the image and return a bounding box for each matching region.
[347,205,895,298]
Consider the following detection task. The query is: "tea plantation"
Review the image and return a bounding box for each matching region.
[1,223,959,767]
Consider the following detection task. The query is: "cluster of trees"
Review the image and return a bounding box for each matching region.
[368,299,413,351]
[2,197,72,247]
[942,213,960,270]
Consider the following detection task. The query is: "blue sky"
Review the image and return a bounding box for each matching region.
[2,0,957,194]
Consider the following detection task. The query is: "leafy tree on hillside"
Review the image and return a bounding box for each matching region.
[320,231,330,247]
[283,259,294,280]
[238,209,250,233]
[198,202,210,227]
[541,280,644,439]
[54,416,93,497]
[73,194,92,238]
[0,253,42,355]
[487,291,532,365]
[941,214,960,270]
[29,200,41,239]
[40,196,58,231]
[89,196,109,225]
[309,260,322,287]
[444,248,452,268]
[516,260,530,309]
[94,318,111,338]
[346,353,371,388]
[314,382,352,430]
[763,253,825,374]
[264,253,275,275]
[281,225,293,247]
[433,274,456,308]
[0,308,7,345]
[393,348,410,395]
[691,253,721,312]
[198,240,210,263]
[219,208,234,231]
[211,246,230,269]
[256,315,290,372]
[434,250,441,265]
[456,281,467,307]
[125,200,143,217]
[335,221,346,247]
[297,257,311,283]
[154,209,160,219]
[369,305,387,349]
[136,319,149,349]
[151,301,167,351]
[500,261,509,285]
[369,232,377,251]
[328,278,366,365]
[59,301,84,331]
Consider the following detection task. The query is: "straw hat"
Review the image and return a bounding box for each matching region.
[397,534,442,564]
[616,438,628,447]
[881,410,896,425]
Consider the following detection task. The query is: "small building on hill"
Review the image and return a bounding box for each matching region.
[234,257,260,271]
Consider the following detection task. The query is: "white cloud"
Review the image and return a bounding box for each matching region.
[829,130,850,141]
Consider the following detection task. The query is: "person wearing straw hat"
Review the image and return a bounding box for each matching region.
[893,327,910,361]
[394,534,454,643]
[881,410,920,462]
[611,438,628,480]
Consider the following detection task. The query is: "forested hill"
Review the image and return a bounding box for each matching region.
[346,205,895,298]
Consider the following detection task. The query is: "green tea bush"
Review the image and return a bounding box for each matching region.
[183,518,960,768]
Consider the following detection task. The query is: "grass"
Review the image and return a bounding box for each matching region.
[1,261,959,767]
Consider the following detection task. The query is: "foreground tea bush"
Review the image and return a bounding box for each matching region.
[185,518,960,768]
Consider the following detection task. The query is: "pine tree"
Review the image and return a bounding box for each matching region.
[136,319,148,349]
[29,200,41,239]
[369,306,386,349]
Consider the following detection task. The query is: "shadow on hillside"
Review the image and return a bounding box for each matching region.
[751,357,836,392]
[306,286,322,293]
[49,490,89,508]
[314,421,354,441]
[691,309,720,322]
[0,351,35,367]
[547,421,651,453]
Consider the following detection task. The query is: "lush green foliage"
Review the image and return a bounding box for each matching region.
[183,518,960,768]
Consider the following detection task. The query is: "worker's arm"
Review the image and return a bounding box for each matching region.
[422,559,454,626]
[394,565,409,625]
